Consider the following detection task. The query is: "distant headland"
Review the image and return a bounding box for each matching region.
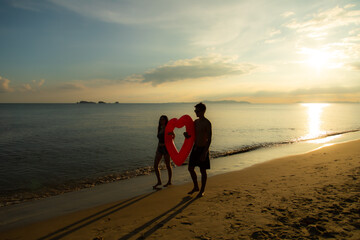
[77,101,119,104]
[203,100,251,104]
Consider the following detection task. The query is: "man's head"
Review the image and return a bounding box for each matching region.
[194,102,206,117]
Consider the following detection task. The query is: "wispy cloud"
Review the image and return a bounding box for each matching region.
[221,85,360,103]
[290,86,360,95]
[18,79,45,92]
[346,62,360,70]
[0,76,46,93]
[49,0,245,27]
[269,29,282,37]
[35,79,45,87]
[285,5,360,35]
[282,11,295,18]
[49,0,282,47]
[9,0,46,11]
[50,0,180,25]
[57,82,86,91]
[282,4,360,70]
[0,76,13,93]
[264,28,284,44]
[136,55,257,86]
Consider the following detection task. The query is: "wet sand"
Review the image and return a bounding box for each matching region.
[1,140,359,239]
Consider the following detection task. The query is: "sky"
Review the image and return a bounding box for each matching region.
[0,0,359,103]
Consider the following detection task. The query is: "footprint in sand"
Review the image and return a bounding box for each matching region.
[93,237,104,240]
[180,221,193,225]
[250,230,274,239]
[299,216,319,226]
[225,212,235,219]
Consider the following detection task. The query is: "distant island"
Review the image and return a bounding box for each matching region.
[77,101,96,104]
[76,100,251,104]
[77,101,120,104]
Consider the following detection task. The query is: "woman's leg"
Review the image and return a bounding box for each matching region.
[153,151,163,189]
[163,154,172,187]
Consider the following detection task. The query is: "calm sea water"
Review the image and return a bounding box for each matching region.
[0,103,359,197]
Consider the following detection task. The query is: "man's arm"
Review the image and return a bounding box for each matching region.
[184,119,196,139]
[200,120,212,162]
[204,120,212,151]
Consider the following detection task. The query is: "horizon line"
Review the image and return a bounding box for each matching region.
[0,101,359,104]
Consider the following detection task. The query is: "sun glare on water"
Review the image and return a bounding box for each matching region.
[301,103,329,141]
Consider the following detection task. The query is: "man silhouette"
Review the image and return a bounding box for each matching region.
[185,102,212,198]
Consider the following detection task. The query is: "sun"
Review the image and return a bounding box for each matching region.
[299,47,332,72]
[306,49,329,70]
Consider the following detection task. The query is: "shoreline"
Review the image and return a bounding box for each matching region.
[1,138,359,239]
[1,132,360,229]
[0,136,360,239]
[1,130,359,208]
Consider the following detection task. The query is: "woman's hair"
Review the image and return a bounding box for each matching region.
[158,115,169,133]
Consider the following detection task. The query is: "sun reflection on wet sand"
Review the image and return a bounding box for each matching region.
[301,103,329,141]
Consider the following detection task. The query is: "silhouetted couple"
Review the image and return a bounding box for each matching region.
[153,103,212,198]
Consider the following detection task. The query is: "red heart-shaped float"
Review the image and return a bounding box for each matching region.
[165,115,195,166]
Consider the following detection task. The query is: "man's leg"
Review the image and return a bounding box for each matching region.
[188,165,199,194]
[198,167,207,197]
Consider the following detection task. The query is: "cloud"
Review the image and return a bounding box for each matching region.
[50,0,245,27]
[285,5,360,34]
[123,74,144,83]
[22,84,32,91]
[290,86,360,95]
[38,79,45,86]
[18,79,46,92]
[0,76,47,93]
[9,0,47,12]
[49,0,283,47]
[345,4,356,9]
[282,11,295,18]
[57,82,86,91]
[0,76,13,93]
[216,85,360,103]
[138,55,257,86]
[264,29,284,44]
[50,0,176,25]
[346,62,360,70]
[282,4,360,70]
[269,29,281,37]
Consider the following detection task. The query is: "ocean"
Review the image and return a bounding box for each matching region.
[0,102,359,205]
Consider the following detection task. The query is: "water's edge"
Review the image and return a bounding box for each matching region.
[1,129,358,208]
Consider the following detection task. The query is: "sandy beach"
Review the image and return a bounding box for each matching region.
[1,139,359,239]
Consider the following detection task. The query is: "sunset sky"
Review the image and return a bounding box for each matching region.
[0,0,359,103]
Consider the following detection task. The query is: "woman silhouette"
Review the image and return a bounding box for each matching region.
[153,115,172,189]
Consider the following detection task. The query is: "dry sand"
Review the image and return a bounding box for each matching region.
[1,140,359,239]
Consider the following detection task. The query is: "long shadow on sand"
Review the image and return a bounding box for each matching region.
[37,192,155,240]
[119,195,198,240]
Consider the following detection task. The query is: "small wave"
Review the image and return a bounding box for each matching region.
[210,142,291,158]
[210,129,360,158]
[1,129,358,207]
[0,164,172,207]
[296,129,360,142]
